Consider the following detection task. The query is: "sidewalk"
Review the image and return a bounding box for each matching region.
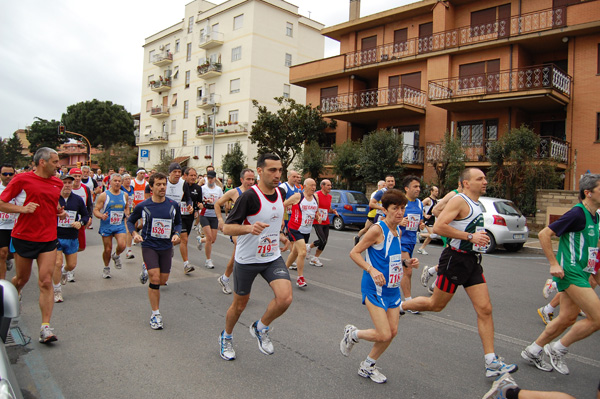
[522,235,558,254]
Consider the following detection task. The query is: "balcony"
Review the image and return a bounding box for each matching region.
[197,62,222,79]
[139,135,169,145]
[427,64,571,112]
[197,122,249,138]
[196,94,221,109]
[150,106,169,118]
[344,6,566,69]
[321,144,423,167]
[152,52,173,67]
[198,31,224,50]
[150,79,172,92]
[320,85,426,123]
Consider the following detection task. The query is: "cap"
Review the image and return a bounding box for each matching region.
[168,163,182,173]
[206,170,217,178]
[136,169,146,175]
[69,168,82,175]
[61,174,75,181]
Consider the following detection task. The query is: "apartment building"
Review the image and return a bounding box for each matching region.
[138,0,324,172]
[290,0,600,190]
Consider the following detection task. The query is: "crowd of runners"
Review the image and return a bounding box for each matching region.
[0,148,598,398]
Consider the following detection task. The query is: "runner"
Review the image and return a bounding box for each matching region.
[399,168,518,377]
[417,185,439,255]
[69,168,93,254]
[94,173,129,279]
[121,174,135,259]
[164,163,193,273]
[53,174,88,302]
[127,172,181,330]
[306,179,338,267]
[521,174,600,375]
[215,168,256,294]
[355,180,385,245]
[340,189,415,383]
[0,164,16,279]
[80,165,99,207]
[0,147,67,343]
[181,167,202,273]
[364,175,396,248]
[279,169,303,233]
[219,153,292,361]
[131,169,149,246]
[198,170,223,269]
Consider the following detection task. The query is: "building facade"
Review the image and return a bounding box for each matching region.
[290,0,600,190]
[138,0,324,173]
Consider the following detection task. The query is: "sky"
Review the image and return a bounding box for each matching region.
[0,0,416,139]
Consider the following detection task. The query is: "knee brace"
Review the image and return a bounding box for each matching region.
[149,283,160,290]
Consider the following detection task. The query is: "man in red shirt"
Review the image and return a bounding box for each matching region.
[0,147,67,344]
[307,179,338,267]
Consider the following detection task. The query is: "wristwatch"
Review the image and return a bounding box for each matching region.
[467,233,473,241]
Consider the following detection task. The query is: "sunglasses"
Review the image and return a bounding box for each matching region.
[1,173,14,176]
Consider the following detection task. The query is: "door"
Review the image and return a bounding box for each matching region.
[361,35,377,65]
[388,76,400,104]
[418,22,433,54]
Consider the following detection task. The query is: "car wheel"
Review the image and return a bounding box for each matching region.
[485,230,497,253]
[332,216,345,231]
[504,243,524,252]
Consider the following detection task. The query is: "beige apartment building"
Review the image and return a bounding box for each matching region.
[290,0,600,190]
[138,0,324,173]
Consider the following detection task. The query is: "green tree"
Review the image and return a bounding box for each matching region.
[295,141,324,179]
[153,154,174,174]
[61,99,135,148]
[4,133,25,167]
[486,125,562,215]
[332,140,361,189]
[429,131,466,195]
[96,143,139,174]
[250,97,336,176]
[26,117,67,154]
[221,142,247,185]
[357,129,404,183]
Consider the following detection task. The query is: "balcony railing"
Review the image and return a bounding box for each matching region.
[320,85,426,114]
[539,136,569,163]
[152,52,173,66]
[150,106,169,117]
[197,62,222,78]
[345,6,566,69]
[428,64,571,101]
[196,94,221,109]
[198,31,225,49]
[321,145,423,165]
[150,79,172,92]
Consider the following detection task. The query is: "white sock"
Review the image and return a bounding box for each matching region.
[428,267,436,275]
[365,356,376,366]
[405,296,412,301]
[257,320,268,331]
[53,283,61,290]
[126,247,131,252]
[351,329,359,342]
[61,265,66,273]
[553,340,568,352]
[484,353,496,364]
[528,342,543,355]
[544,304,555,313]
[398,302,404,312]
[183,260,189,266]
[152,309,160,316]
[222,275,229,282]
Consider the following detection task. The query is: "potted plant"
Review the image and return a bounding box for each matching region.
[193,155,199,159]
[204,155,212,159]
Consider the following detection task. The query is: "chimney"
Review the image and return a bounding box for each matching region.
[349,0,360,21]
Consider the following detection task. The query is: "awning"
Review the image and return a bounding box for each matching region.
[171,93,178,106]
[143,127,151,136]
[172,156,190,166]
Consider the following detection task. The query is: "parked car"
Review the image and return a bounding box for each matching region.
[328,190,370,231]
[479,196,529,253]
[0,280,23,399]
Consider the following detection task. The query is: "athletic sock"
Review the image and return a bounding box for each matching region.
[126,247,131,252]
[553,340,568,353]
[428,267,436,276]
[53,283,61,290]
[405,296,412,301]
[484,353,496,364]
[351,329,359,342]
[528,342,543,355]
[257,320,268,332]
[61,265,66,273]
[365,356,376,367]
[41,323,50,329]
[223,331,233,339]
[221,275,230,282]
[398,302,404,313]
[544,304,555,313]
[152,309,160,316]
[183,260,189,266]
[506,387,521,399]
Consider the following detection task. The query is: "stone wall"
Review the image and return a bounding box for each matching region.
[530,189,579,232]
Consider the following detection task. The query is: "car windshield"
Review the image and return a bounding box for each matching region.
[345,192,369,204]
[494,200,522,216]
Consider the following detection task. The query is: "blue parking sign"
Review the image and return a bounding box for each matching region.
[140,149,149,162]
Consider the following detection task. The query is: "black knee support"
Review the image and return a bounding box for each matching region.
[149,283,160,290]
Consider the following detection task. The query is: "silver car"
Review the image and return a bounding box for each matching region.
[478,196,529,253]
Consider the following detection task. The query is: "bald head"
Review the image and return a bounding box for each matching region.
[304,178,317,195]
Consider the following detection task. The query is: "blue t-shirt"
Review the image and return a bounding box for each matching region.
[57,193,89,240]
[127,197,182,251]
[548,206,597,237]
[400,198,423,245]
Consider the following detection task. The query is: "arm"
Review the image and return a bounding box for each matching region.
[283,192,301,208]
[215,189,236,231]
[432,191,456,217]
[432,196,488,246]
[78,198,90,226]
[349,224,386,286]
[93,193,108,220]
[123,193,130,217]
[127,204,141,235]
[369,190,385,213]
[0,200,39,215]
[538,226,563,279]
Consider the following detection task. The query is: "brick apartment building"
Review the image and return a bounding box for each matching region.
[290,0,600,190]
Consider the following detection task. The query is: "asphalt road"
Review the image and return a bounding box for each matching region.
[7,222,600,399]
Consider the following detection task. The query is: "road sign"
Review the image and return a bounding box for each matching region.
[140,149,149,162]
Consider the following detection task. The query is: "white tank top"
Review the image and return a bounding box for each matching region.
[449,193,484,253]
[166,178,185,203]
[235,185,284,264]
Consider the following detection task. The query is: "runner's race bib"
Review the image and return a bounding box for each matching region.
[256,232,279,259]
[151,218,172,239]
[387,254,404,288]
[110,211,124,225]
[58,210,77,228]
[472,226,489,253]
[584,247,599,273]
[318,209,328,222]
[134,191,144,201]
[180,202,191,216]
[406,214,420,231]
[301,214,314,228]
[0,212,15,222]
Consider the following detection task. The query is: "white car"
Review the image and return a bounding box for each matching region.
[478,196,529,253]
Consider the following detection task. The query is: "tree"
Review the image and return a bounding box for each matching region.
[486,125,561,216]
[26,117,67,154]
[357,129,404,183]
[61,99,135,148]
[428,131,465,195]
[221,142,247,185]
[332,140,361,189]
[96,143,139,174]
[4,133,26,167]
[295,141,324,179]
[250,97,336,176]
[153,154,174,174]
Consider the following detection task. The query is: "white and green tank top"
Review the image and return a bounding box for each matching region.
[448,193,484,253]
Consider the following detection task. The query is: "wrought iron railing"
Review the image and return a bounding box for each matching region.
[197,62,222,76]
[345,7,566,69]
[150,80,171,90]
[320,145,423,165]
[320,85,426,114]
[150,106,169,116]
[428,64,571,101]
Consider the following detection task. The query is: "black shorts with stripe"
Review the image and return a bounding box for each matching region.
[435,246,485,294]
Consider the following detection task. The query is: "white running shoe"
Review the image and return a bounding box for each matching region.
[125,250,135,260]
[358,361,387,383]
[184,262,195,274]
[485,356,518,378]
[219,331,236,360]
[150,313,163,330]
[417,248,429,255]
[309,257,323,267]
[5,259,13,271]
[521,347,552,372]
[39,326,57,343]
[420,266,432,287]
[60,268,68,285]
[67,271,75,282]
[340,324,358,356]
[218,275,232,294]
[140,263,148,285]
[196,236,204,251]
[482,374,519,399]
[111,253,122,269]
[205,259,215,269]
[306,243,313,256]
[102,267,111,279]
[289,262,297,270]
[544,343,569,375]
[53,289,63,303]
[537,307,553,325]
[542,278,556,299]
[250,321,274,355]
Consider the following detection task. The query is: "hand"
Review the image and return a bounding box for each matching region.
[218,219,224,232]
[187,205,194,214]
[470,231,490,246]
[550,263,564,279]
[399,217,408,227]
[250,222,269,235]
[407,258,419,269]
[57,207,68,220]
[133,234,144,244]
[172,234,181,245]
[369,268,385,286]
[86,218,92,227]
[72,221,82,230]
[21,202,39,214]
[419,222,426,230]
[333,209,338,216]
[101,212,109,221]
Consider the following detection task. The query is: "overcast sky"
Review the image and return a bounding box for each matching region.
[0,0,415,139]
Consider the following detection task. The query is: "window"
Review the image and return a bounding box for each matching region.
[164,44,170,53]
[208,114,215,130]
[144,125,152,136]
[196,116,203,128]
[227,143,236,153]
[285,53,292,67]
[162,121,168,134]
[212,23,219,33]
[229,110,239,123]
[186,43,192,62]
[197,87,204,99]
[182,130,188,146]
[458,119,498,161]
[458,59,499,92]
[286,22,293,37]
[175,40,180,52]
[194,146,200,157]
[171,120,176,135]
[360,36,377,64]
[231,46,242,62]
[185,71,191,89]
[173,66,179,79]
[230,78,240,94]
[184,100,189,119]
[283,84,290,98]
[390,125,420,163]
[188,16,194,33]
[148,74,154,85]
[170,148,175,158]
[205,145,213,156]
[419,22,433,54]
[149,50,155,63]
[401,72,422,90]
[160,149,166,160]
[470,4,510,37]
[146,100,153,112]
[234,14,243,30]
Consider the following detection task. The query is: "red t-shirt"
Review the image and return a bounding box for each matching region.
[315,190,332,225]
[0,172,63,242]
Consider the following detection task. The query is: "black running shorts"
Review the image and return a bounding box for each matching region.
[435,247,486,294]
[12,237,57,259]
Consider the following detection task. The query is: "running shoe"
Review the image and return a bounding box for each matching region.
[358,361,387,383]
[5,259,13,271]
[306,243,312,256]
[67,271,75,282]
[39,326,58,343]
[60,268,68,285]
[579,310,586,317]
[521,347,552,372]
[150,313,163,330]
[417,248,429,255]
[111,253,122,269]
[289,262,297,270]
[102,267,111,279]
[309,257,323,267]
[485,356,518,378]
[482,373,519,399]
[126,250,135,260]
[296,276,307,288]
[420,266,432,287]
[340,324,358,356]
[196,236,204,251]
[537,307,553,325]
[219,330,236,360]
[353,235,360,246]
[205,259,214,269]
[542,278,556,299]
[249,321,274,355]
[53,289,63,303]
[428,280,435,294]
[407,309,420,315]
[184,262,195,274]
[140,263,148,285]
[218,275,232,294]
[544,343,569,375]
